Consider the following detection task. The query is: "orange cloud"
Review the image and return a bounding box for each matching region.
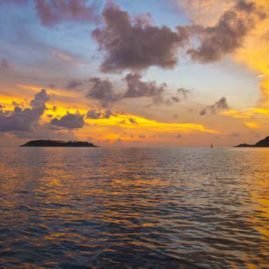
[85,113,218,134]
[234,0,269,101]
[244,121,260,129]
[222,107,269,120]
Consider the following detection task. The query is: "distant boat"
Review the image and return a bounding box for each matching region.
[210,144,214,148]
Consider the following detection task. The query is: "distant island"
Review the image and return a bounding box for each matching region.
[236,136,269,147]
[21,140,97,147]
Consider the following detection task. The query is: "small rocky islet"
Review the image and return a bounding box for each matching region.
[21,140,97,147]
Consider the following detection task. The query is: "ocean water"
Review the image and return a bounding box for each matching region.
[1,147,269,268]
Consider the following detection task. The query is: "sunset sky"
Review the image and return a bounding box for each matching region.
[1,0,269,147]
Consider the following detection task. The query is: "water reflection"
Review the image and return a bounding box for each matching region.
[1,147,269,268]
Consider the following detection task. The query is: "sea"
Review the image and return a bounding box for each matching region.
[1,147,269,268]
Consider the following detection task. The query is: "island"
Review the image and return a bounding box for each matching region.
[21,140,97,147]
[236,136,269,147]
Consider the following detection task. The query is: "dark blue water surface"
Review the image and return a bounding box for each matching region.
[1,147,269,268]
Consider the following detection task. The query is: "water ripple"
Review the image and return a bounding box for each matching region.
[1,147,269,268]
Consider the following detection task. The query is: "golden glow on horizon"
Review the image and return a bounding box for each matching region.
[0,88,219,144]
[1,0,269,146]
[74,113,220,144]
[85,113,219,134]
[222,107,269,120]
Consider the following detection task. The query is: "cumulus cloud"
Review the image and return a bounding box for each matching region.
[188,1,266,63]
[200,97,229,115]
[51,112,85,129]
[92,1,264,71]
[92,2,189,72]
[87,77,122,107]
[123,73,166,99]
[0,89,49,132]
[87,109,112,119]
[87,73,187,107]
[35,0,98,27]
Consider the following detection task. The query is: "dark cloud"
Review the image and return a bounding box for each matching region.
[87,110,102,119]
[123,73,166,98]
[87,77,122,107]
[92,3,189,72]
[66,80,83,89]
[92,1,264,71]
[35,0,98,27]
[188,1,265,63]
[124,73,189,106]
[51,112,85,129]
[30,89,49,109]
[236,1,257,13]
[128,118,137,124]
[0,89,49,132]
[200,108,207,116]
[169,87,191,104]
[200,97,229,115]
[87,109,112,119]
[87,73,186,107]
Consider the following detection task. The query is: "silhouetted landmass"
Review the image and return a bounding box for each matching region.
[21,140,97,147]
[236,136,269,147]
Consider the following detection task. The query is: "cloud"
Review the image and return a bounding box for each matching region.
[35,0,98,27]
[200,97,229,115]
[177,88,190,99]
[128,117,137,124]
[188,1,266,63]
[0,89,49,132]
[91,1,264,71]
[87,109,112,119]
[92,2,189,72]
[176,0,234,26]
[51,112,85,129]
[87,73,187,107]
[87,77,122,107]
[123,73,166,98]
[66,80,83,89]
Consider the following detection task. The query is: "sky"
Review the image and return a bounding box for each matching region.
[0,0,269,147]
